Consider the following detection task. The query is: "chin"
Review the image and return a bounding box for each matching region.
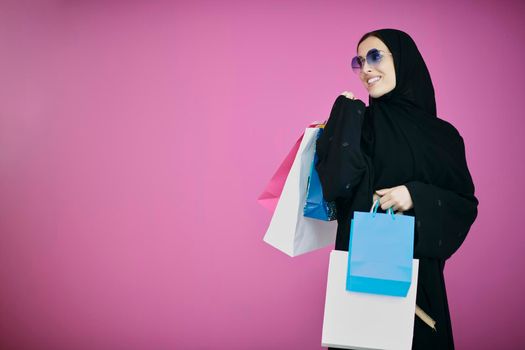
[369,86,394,98]
[369,90,385,98]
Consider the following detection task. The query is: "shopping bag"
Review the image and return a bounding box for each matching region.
[257,134,303,212]
[257,122,324,212]
[322,250,419,350]
[346,199,415,297]
[303,127,337,221]
[262,126,337,257]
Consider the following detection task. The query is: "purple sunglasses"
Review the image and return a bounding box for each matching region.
[351,48,393,74]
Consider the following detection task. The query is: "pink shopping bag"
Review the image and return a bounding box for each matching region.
[257,121,325,212]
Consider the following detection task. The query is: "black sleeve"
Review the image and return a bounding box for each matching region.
[405,136,479,260]
[315,95,368,202]
[405,181,478,260]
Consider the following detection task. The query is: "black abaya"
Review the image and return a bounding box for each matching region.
[316,29,478,350]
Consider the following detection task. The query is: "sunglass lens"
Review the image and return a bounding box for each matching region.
[351,56,362,74]
[352,49,386,74]
[368,49,383,65]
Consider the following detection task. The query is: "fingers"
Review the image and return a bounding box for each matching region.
[375,185,411,212]
[378,190,399,211]
[380,199,397,211]
[375,188,392,195]
[341,91,355,100]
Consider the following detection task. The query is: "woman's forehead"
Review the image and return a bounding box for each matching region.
[357,37,389,56]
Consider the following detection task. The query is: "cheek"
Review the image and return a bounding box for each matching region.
[381,66,396,87]
[380,61,396,81]
[388,66,396,84]
[384,77,396,91]
[387,69,396,87]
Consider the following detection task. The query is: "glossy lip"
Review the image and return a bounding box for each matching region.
[367,76,382,88]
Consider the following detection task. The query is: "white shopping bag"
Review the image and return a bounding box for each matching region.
[322,250,419,350]
[263,127,337,257]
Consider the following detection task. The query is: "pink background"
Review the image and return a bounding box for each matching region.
[1,0,523,349]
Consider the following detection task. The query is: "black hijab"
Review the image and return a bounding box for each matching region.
[363,28,471,193]
[315,28,478,256]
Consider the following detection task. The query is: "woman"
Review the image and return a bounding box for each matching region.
[315,28,478,349]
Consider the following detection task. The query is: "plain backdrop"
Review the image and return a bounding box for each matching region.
[1,0,524,349]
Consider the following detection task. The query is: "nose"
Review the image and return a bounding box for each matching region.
[360,61,373,81]
[362,59,373,73]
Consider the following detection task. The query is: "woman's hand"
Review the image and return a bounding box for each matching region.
[374,185,414,213]
[341,91,356,100]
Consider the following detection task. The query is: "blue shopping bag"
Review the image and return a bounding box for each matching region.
[346,199,415,297]
[303,127,337,221]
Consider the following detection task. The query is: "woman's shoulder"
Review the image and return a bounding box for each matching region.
[434,116,464,141]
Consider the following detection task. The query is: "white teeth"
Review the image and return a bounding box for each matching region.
[368,76,381,84]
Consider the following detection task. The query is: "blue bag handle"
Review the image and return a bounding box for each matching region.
[370,199,396,220]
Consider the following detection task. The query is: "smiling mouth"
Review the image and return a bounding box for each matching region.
[367,76,382,87]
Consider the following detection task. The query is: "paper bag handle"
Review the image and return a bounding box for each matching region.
[370,199,395,220]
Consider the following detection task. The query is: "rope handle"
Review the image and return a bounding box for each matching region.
[369,199,396,220]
